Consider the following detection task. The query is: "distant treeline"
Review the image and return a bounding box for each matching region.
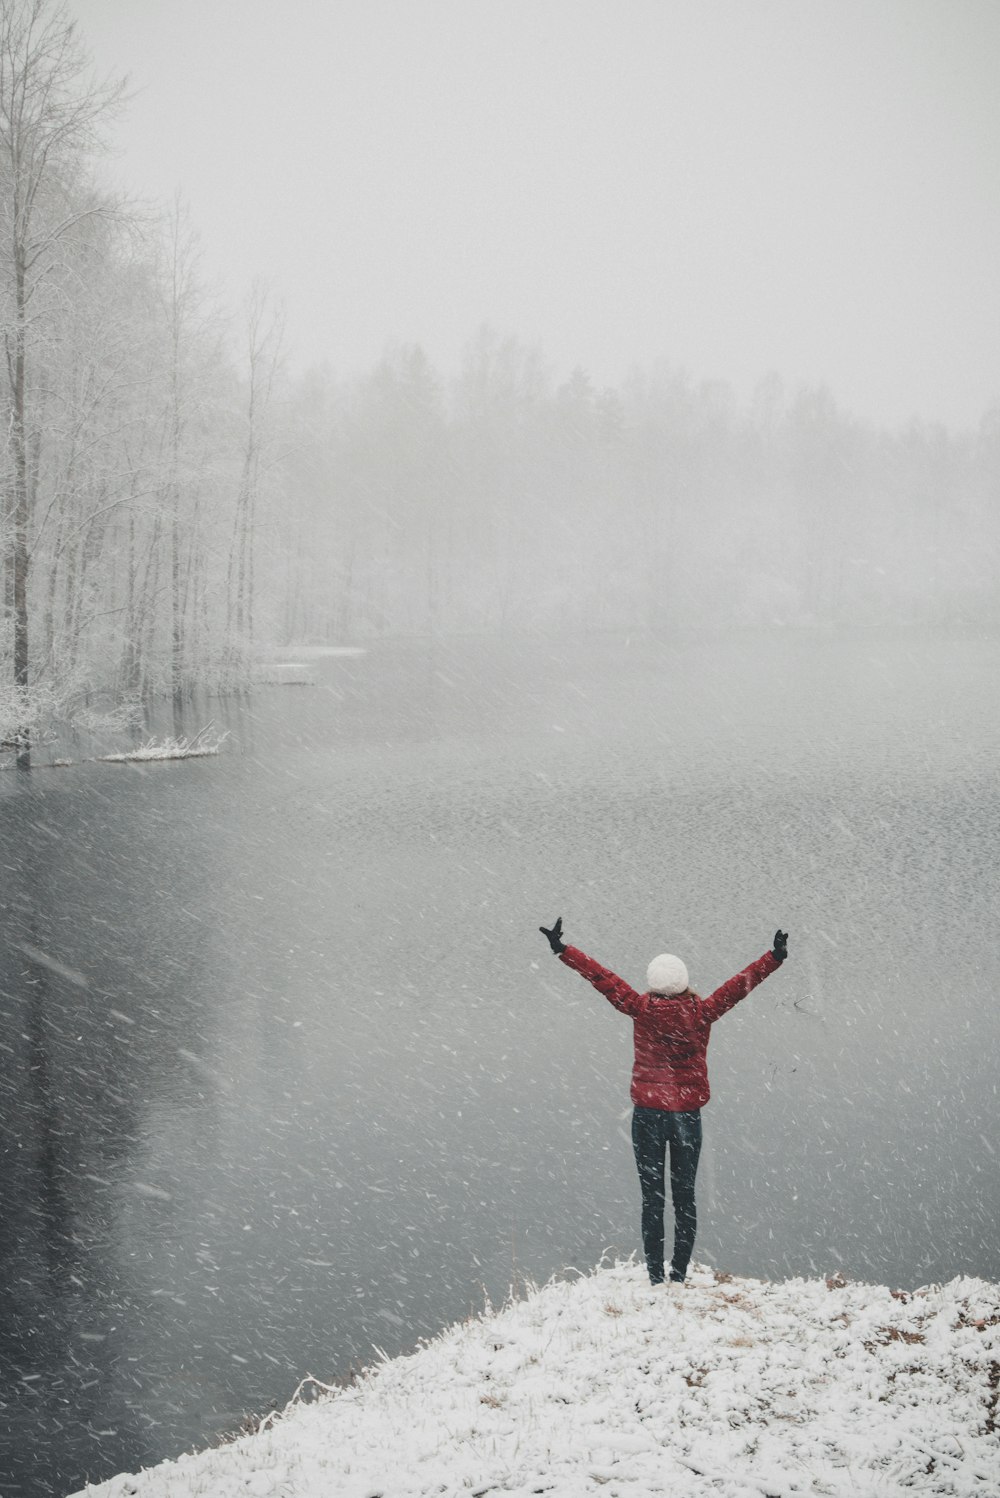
[3,1,999,759]
[278,337,1000,641]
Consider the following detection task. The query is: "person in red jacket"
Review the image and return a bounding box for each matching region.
[538,917,788,1287]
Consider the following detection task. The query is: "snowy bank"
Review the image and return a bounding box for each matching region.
[69,1263,999,1498]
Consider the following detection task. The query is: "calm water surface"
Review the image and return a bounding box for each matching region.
[2,629,998,1495]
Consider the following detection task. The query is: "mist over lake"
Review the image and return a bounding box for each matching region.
[3,628,998,1495]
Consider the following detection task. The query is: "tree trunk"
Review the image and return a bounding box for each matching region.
[12,249,31,768]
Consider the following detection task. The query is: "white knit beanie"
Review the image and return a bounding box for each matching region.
[646,953,689,996]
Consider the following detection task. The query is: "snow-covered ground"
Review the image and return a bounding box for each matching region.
[70,1262,999,1498]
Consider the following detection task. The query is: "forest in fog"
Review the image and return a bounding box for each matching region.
[280,344,1000,640]
[3,0,1000,756]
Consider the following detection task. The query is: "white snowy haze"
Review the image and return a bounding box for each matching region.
[80,0,1000,430]
[4,5,1000,1496]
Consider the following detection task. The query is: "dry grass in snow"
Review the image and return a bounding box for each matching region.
[70,1263,1000,1498]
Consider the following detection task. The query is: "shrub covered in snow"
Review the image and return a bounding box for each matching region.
[98,727,229,763]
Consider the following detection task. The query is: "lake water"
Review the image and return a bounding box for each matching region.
[2,628,999,1495]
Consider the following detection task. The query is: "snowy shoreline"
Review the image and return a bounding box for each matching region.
[69,1262,1000,1498]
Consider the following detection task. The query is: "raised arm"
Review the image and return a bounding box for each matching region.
[539,916,646,1017]
[701,929,788,1024]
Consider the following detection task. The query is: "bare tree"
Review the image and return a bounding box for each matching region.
[0,0,125,764]
[227,279,283,673]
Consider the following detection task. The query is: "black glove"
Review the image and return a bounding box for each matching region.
[772,929,788,963]
[539,916,566,954]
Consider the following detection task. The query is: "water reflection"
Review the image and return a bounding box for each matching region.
[1,630,998,1495]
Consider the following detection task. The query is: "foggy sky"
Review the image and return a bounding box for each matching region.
[78,0,1000,430]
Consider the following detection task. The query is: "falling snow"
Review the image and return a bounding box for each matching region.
[4,633,1000,1497]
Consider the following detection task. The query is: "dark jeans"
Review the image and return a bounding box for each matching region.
[631,1105,703,1284]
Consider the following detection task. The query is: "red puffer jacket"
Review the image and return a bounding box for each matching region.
[559,945,782,1111]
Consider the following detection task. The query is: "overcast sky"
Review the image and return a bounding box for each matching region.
[76,0,1000,430]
